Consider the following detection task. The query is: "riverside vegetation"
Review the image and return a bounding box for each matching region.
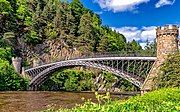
[0,48,28,90]
[42,88,180,112]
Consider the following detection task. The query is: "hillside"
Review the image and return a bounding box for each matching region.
[0,0,155,91]
[0,0,146,64]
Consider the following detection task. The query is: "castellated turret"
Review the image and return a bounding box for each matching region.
[156,25,179,62]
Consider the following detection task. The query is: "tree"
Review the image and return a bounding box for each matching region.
[69,0,85,36]
[0,0,18,36]
[98,27,126,52]
[78,12,95,52]
[69,0,84,20]
[127,40,142,53]
[40,69,94,91]
[0,47,13,61]
[144,39,156,56]
[0,59,28,90]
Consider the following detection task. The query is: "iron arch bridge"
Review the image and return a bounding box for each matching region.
[25,56,156,90]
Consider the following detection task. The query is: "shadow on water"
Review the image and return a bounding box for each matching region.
[0,91,139,112]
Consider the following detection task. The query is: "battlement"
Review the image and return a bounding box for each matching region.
[157,25,178,30]
[156,25,179,37]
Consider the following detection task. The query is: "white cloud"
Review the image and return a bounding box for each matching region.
[111,27,141,41]
[155,0,175,8]
[94,0,150,12]
[95,11,103,15]
[94,0,176,12]
[112,26,156,48]
[140,26,156,42]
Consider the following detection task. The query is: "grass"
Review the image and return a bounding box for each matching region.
[42,88,180,112]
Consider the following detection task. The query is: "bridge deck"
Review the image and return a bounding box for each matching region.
[25,57,157,71]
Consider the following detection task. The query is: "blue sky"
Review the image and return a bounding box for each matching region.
[81,0,180,27]
[72,0,180,48]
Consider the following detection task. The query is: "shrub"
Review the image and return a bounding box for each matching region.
[42,88,180,112]
[156,52,180,88]
[0,59,28,90]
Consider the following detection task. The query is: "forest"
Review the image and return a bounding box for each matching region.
[0,0,156,91]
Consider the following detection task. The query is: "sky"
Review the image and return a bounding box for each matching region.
[75,0,180,48]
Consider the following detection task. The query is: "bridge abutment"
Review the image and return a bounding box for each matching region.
[141,25,179,94]
[12,57,22,74]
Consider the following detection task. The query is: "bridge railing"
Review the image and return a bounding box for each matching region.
[24,51,156,69]
[71,51,156,59]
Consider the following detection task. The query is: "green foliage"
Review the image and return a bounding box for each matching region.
[0,59,28,90]
[40,69,94,91]
[78,12,96,52]
[0,47,13,61]
[96,72,138,92]
[41,69,138,92]
[101,72,117,89]
[143,39,156,56]
[0,0,13,14]
[117,77,139,91]
[156,52,180,88]
[0,46,28,91]
[127,39,142,52]
[25,30,41,44]
[98,27,127,52]
[42,88,180,112]
[1,0,145,53]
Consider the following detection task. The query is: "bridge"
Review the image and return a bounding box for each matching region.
[24,56,156,90]
[12,25,179,93]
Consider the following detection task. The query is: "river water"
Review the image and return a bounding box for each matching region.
[0,91,136,112]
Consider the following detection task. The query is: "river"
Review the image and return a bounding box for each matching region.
[0,91,137,112]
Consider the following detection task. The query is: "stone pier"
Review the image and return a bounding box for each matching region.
[12,57,22,74]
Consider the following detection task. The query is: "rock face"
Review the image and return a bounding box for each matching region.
[24,39,81,67]
[141,25,179,93]
[94,73,122,92]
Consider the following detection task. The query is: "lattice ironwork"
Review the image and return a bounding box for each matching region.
[25,56,156,90]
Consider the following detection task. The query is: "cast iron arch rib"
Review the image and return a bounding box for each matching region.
[29,62,145,90]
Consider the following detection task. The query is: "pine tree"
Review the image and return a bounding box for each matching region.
[78,12,95,52]
[69,0,85,36]
[128,40,142,53]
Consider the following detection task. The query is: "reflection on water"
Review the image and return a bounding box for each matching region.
[0,91,135,112]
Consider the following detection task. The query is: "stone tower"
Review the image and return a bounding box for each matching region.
[156,25,179,61]
[141,25,179,94]
[12,57,22,74]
